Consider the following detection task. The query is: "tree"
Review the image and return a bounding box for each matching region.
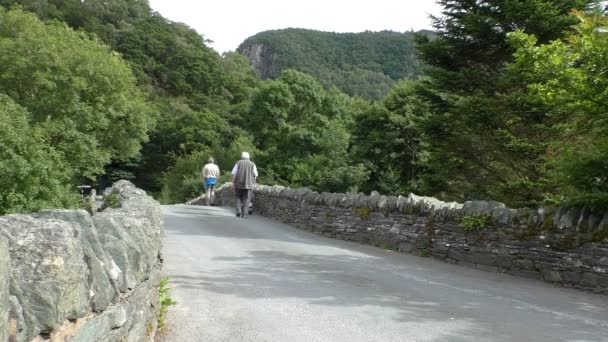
[510,12,608,207]
[248,70,368,192]
[237,28,424,100]
[159,136,258,204]
[350,81,430,195]
[0,95,78,214]
[413,0,596,206]
[0,8,155,179]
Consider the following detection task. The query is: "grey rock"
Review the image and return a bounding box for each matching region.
[33,210,117,312]
[463,200,505,215]
[398,242,416,253]
[542,270,563,283]
[0,237,8,342]
[9,296,26,342]
[0,215,90,340]
[513,258,536,271]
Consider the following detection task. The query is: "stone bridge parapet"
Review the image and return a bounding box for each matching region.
[0,180,163,341]
[212,183,608,293]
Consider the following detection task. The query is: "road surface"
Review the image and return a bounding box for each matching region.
[160,204,608,342]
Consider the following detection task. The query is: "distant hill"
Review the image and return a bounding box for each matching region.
[237,28,426,100]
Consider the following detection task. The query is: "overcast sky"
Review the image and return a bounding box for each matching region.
[148,0,443,53]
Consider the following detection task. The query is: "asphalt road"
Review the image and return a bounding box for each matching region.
[160,204,608,342]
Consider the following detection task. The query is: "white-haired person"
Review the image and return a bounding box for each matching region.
[202,157,220,206]
[231,152,258,218]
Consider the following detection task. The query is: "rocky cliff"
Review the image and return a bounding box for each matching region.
[238,43,279,80]
[0,180,164,341]
[237,28,424,100]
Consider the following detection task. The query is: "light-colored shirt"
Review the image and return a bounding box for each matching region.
[202,163,220,178]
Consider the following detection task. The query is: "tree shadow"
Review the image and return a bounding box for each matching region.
[166,250,608,342]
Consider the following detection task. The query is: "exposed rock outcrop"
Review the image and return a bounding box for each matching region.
[238,43,279,79]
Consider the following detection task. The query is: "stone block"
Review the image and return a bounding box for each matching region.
[33,210,118,312]
[542,270,563,283]
[0,215,90,340]
[9,296,26,342]
[476,264,500,273]
[398,242,416,253]
[469,253,498,266]
[512,258,536,271]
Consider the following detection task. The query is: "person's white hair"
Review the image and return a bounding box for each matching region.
[241,152,250,159]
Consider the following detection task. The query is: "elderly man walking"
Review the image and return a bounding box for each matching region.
[231,152,258,218]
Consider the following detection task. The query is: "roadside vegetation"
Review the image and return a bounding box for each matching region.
[0,0,606,213]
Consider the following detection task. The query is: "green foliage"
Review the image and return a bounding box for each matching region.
[0,94,78,214]
[351,81,429,195]
[412,0,596,206]
[0,8,155,179]
[159,137,258,204]
[238,29,424,100]
[354,207,371,220]
[104,193,119,209]
[159,277,177,330]
[509,12,608,208]
[249,70,368,193]
[461,215,490,232]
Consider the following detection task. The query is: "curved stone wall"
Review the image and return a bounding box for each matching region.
[0,181,163,341]
[215,184,608,293]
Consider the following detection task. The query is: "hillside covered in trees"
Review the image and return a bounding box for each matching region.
[237,28,424,100]
[1,0,607,215]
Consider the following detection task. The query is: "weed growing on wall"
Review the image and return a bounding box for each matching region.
[104,193,120,209]
[461,215,490,231]
[159,277,177,330]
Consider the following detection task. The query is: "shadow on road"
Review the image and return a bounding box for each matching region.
[162,204,608,342]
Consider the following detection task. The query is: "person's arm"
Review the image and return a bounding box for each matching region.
[253,164,258,179]
[231,163,238,186]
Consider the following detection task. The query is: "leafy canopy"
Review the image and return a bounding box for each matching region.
[0,8,155,179]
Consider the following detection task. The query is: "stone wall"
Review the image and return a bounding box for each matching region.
[0,180,164,341]
[215,184,608,293]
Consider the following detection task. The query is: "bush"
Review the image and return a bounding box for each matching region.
[0,95,78,214]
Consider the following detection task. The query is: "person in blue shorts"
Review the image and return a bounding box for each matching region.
[202,157,220,206]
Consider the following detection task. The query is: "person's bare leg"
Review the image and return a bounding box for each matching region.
[205,186,211,206]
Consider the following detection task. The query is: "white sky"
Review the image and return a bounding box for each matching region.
[148,0,443,53]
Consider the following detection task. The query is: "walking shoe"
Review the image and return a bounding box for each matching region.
[236,213,240,217]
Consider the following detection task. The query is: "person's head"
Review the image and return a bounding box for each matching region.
[207,157,214,164]
[241,152,250,160]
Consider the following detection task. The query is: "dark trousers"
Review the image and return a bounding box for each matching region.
[235,189,252,215]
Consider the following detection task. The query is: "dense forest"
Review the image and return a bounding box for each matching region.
[0,0,607,215]
[238,28,424,100]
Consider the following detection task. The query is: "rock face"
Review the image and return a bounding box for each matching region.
[0,237,8,342]
[0,180,163,341]
[238,43,279,79]
[215,184,608,294]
